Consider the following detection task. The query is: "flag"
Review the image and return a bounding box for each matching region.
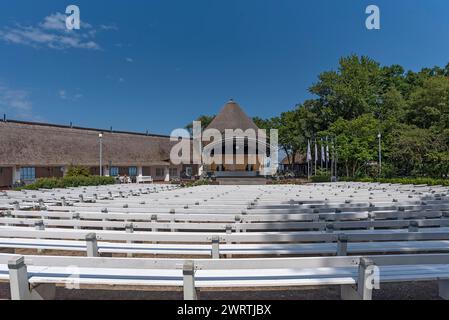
[306,140,311,162]
[314,140,318,163]
[325,137,329,161]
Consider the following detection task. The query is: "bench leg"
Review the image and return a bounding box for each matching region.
[357,258,376,300]
[183,261,197,300]
[8,256,31,300]
[438,279,449,300]
[341,258,377,300]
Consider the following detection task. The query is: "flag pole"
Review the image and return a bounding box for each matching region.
[320,138,323,170]
[314,138,317,176]
[307,139,311,180]
[330,137,334,178]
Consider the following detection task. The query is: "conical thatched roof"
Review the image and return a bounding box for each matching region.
[205,100,259,133]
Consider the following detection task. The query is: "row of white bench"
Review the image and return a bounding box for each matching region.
[1,216,449,232]
[0,184,178,209]
[5,208,449,222]
[3,183,446,209]
[2,227,449,257]
[1,252,449,300]
[1,182,449,299]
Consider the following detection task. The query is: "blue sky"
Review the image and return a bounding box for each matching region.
[0,0,448,135]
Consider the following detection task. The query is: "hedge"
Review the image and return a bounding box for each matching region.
[311,175,332,183]
[16,176,116,190]
[338,177,449,186]
[181,179,212,188]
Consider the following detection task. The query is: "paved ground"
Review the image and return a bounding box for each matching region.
[0,281,441,300]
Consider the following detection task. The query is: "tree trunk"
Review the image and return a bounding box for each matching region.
[282,147,291,165]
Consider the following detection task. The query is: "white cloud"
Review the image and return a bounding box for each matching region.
[59,90,67,99]
[100,24,118,31]
[41,12,69,31]
[126,57,133,63]
[0,12,113,50]
[0,84,37,120]
[59,89,83,101]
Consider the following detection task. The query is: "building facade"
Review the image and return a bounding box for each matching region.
[0,100,276,187]
[0,120,196,187]
[200,100,275,178]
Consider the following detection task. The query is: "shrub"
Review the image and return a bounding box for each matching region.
[311,175,331,183]
[16,175,115,190]
[66,165,91,177]
[339,176,449,186]
[182,179,212,188]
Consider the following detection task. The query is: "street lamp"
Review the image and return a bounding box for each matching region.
[377,132,382,178]
[99,133,103,176]
[375,95,383,179]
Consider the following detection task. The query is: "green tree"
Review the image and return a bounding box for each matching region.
[323,114,379,177]
[309,55,384,124]
[406,76,449,129]
[388,125,434,177]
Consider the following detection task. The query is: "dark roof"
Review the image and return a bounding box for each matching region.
[205,100,259,133]
[0,120,178,167]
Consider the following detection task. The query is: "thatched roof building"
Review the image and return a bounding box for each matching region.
[0,120,174,167]
[0,100,274,186]
[206,100,259,133]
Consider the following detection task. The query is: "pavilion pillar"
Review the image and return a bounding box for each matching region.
[164,166,170,182]
[12,166,21,184]
[137,166,143,178]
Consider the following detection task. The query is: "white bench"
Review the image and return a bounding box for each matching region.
[1,229,449,258]
[136,176,153,184]
[1,253,449,300]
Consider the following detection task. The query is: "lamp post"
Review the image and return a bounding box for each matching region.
[334,137,338,181]
[378,132,382,178]
[375,95,383,179]
[99,133,103,176]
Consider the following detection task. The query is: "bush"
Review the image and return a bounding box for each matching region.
[16,175,115,190]
[181,179,212,188]
[66,165,91,177]
[311,175,331,183]
[339,176,449,186]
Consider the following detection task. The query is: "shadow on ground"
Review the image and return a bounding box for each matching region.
[0,282,441,300]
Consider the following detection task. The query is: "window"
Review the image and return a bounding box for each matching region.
[110,167,119,176]
[129,167,137,177]
[169,168,178,177]
[156,168,164,177]
[20,167,35,181]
